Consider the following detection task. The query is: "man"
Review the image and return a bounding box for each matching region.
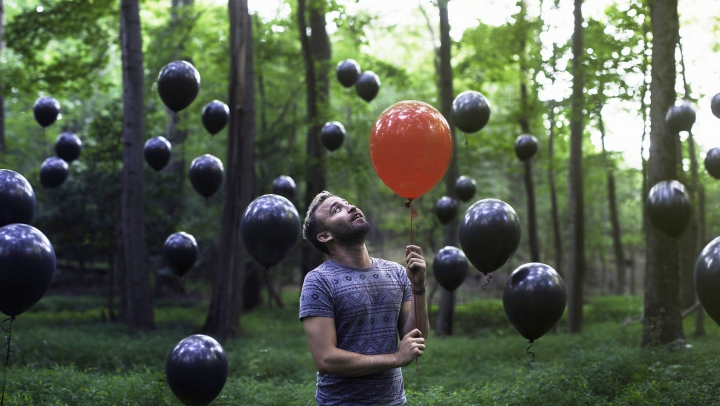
[299,191,430,406]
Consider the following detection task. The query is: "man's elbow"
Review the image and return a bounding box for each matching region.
[314,356,335,375]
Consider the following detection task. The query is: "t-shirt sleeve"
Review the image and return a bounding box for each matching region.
[299,271,335,321]
[398,263,413,303]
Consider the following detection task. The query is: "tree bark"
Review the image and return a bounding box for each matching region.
[642,0,683,348]
[567,0,586,334]
[202,0,255,340]
[120,0,154,330]
[0,0,5,153]
[548,100,563,275]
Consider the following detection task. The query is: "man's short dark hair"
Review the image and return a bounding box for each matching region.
[303,191,334,255]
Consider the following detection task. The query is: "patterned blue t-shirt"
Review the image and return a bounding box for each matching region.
[299,258,413,406]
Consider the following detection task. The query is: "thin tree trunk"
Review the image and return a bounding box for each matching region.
[0,0,5,153]
[567,0,586,334]
[696,182,706,336]
[642,0,683,348]
[120,0,154,330]
[548,100,563,275]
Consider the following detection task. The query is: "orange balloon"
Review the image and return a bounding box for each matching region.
[370,101,453,200]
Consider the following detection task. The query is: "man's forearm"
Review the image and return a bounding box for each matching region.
[404,292,430,339]
[317,347,400,377]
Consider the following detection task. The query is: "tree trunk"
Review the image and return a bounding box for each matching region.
[567,0,586,334]
[298,0,330,280]
[696,182,706,336]
[0,0,5,153]
[202,0,255,340]
[548,100,563,275]
[642,0,683,348]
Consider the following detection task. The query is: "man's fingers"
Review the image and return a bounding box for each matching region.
[405,328,422,338]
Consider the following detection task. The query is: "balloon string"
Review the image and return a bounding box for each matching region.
[173,113,180,124]
[405,199,419,378]
[265,267,270,282]
[526,339,535,371]
[1,316,15,406]
[481,273,492,290]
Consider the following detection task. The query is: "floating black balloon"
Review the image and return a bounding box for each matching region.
[355,71,380,102]
[646,180,691,238]
[435,196,459,225]
[40,157,69,189]
[455,176,476,202]
[695,237,720,327]
[201,100,229,135]
[166,334,228,406]
[503,262,566,341]
[0,224,55,317]
[0,170,35,228]
[514,134,538,161]
[712,93,720,119]
[163,232,198,277]
[271,175,296,200]
[321,121,346,152]
[452,91,491,133]
[665,102,696,133]
[144,136,172,171]
[336,59,361,88]
[459,199,521,275]
[189,154,224,198]
[433,246,469,291]
[55,133,82,163]
[705,147,720,180]
[241,194,301,268]
[33,97,60,128]
[157,60,201,113]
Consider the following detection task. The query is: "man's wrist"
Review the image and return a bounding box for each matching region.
[413,285,427,295]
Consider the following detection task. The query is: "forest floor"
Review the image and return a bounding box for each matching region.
[0,292,717,405]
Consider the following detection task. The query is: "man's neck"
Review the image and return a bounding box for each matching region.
[330,244,372,269]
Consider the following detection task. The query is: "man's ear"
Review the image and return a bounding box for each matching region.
[317,231,333,244]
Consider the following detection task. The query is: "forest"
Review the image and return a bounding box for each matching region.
[0,0,720,404]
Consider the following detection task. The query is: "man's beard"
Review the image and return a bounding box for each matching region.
[329,219,370,249]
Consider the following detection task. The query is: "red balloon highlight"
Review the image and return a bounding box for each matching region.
[370,101,452,200]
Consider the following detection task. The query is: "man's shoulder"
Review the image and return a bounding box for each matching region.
[371,257,404,272]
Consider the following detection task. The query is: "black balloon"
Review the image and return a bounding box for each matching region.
[144,136,172,171]
[157,60,201,113]
[695,237,720,327]
[435,196,459,225]
[33,97,60,128]
[163,232,198,277]
[336,59,361,88]
[665,102,696,133]
[433,246,469,291]
[459,199,521,274]
[712,93,720,119]
[355,71,380,102]
[0,224,55,317]
[514,134,538,161]
[503,262,566,341]
[201,100,229,135]
[646,180,691,238]
[705,147,720,180]
[455,176,476,202]
[452,91,491,133]
[271,175,296,200]
[55,133,82,163]
[0,170,35,228]
[241,194,301,268]
[40,157,69,189]
[321,121,346,152]
[166,334,228,406]
[189,154,224,198]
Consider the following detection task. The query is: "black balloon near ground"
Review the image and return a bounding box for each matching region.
[503,262,566,341]
[705,147,720,180]
[241,194,301,268]
[144,136,172,171]
[0,170,35,228]
[40,157,69,189]
[695,237,720,327]
[336,59,361,88]
[321,121,346,152]
[452,91,491,133]
[189,154,224,198]
[163,232,199,277]
[0,224,55,317]
[355,71,380,102]
[459,199,521,274]
[455,176,476,202]
[712,93,720,119]
[433,246,469,291]
[33,97,60,128]
[271,175,296,200]
[435,196,459,225]
[166,334,228,406]
[201,100,229,135]
[514,134,538,161]
[665,102,696,133]
[55,133,82,163]
[646,180,691,238]
[157,60,201,113]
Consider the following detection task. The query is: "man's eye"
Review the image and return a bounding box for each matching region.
[335,207,341,213]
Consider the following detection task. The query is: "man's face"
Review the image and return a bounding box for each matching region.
[317,196,370,248]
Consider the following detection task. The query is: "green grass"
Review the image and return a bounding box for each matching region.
[0,294,718,405]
